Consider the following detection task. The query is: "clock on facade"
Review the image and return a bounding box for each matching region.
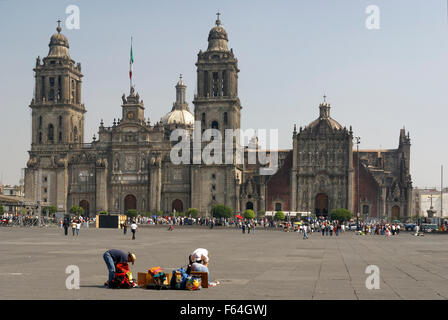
[127,111,134,119]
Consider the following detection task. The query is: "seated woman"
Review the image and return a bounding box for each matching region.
[187,248,219,286]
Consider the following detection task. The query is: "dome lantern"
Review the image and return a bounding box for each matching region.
[207,13,229,52]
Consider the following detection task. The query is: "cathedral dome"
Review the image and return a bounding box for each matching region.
[162,109,195,126]
[162,74,194,126]
[207,15,229,52]
[306,99,343,131]
[47,22,71,59]
[307,117,343,130]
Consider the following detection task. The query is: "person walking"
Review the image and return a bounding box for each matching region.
[71,220,76,236]
[123,221,128,235]
[130,220,138,240]
[303,224,309,240]
[63,217,69,236]
[75,220,81,236]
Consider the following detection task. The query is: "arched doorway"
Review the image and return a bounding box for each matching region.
[246,202,254,210]
[392,205,400,220]
[124,194,137,213]
[172,199,183,213]
[79,200,89,217]
[315,193,329,217]
[275,202,282,211]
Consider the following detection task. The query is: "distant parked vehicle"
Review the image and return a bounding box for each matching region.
[0,217,10,226]
[422,224,438,233]
[405,223,416,231]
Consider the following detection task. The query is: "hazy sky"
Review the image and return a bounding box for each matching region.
[0,0,447,189]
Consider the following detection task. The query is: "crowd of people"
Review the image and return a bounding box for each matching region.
[60,215,92,236]
[294,219,408,239]
[3,211,447,238]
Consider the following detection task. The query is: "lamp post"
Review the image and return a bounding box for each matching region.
[355,136,361,231]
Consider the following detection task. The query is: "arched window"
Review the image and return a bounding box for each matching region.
[212,72,219,97]
[47,124,54,143]
[71,80,75,102]
[38,116,42,129]
[222,71,227,96]
[275,202,282,211]
[362,205,369,215]
[58,115,62,127]
[211,121,219,130]
[57,76,62,100]
[38,132,42,144]
[73,126,78,142]
[201,112,206,124]
[223,112,228,126]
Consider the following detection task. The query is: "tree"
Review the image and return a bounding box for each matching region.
[0,205,4,215]
[244,209,255,220]
[257,210,265,218]
[274,211,285,221]
[126,209,138,218]
[43,205,57,216]
[212,204,232,219]
[185,208,199,218]
[69,205,85,216]
[330,208,352,222]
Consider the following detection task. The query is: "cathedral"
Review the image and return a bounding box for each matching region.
[24,16,413,220]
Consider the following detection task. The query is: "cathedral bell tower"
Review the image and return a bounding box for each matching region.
[190,14,243,215]
[193,13,242,135]
[30,21,85,147]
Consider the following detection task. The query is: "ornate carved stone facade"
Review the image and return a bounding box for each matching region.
[291,100,354,216]
[24,17,412,219]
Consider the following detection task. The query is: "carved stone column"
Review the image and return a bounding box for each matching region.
[95,158,108,213]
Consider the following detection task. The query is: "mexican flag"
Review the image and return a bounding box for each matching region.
[129,39,134,80]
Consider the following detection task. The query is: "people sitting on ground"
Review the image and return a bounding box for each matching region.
[186,248,220,287]
[103,249,136,288]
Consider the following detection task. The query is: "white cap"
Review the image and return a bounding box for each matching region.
[191,248,209,264]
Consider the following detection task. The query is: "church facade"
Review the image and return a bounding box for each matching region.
[24,17,413,220]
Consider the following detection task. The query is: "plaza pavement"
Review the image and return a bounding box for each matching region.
[0,225,447,300]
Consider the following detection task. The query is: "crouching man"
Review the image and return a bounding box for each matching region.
[103,249,136,288]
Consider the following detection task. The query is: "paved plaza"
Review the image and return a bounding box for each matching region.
[1,225,448,300]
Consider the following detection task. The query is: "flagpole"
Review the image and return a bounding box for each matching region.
[130,36,133,93]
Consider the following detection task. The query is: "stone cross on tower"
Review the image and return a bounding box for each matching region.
[56,20,62,33]
[216,12,221,25]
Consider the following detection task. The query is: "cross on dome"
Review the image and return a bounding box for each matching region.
[56,20,62,33]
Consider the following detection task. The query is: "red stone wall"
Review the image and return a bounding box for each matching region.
[266,151,292,211]
[353,153,380,217]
